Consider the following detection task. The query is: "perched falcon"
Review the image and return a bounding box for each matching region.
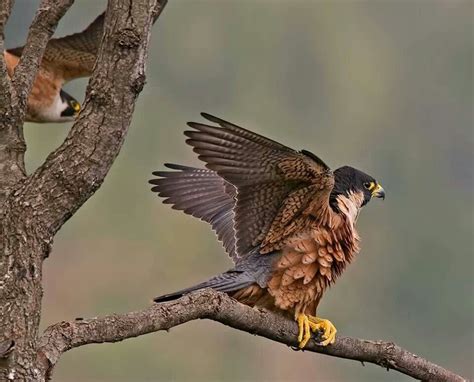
[150,114,385,348]
[5,13,104,123]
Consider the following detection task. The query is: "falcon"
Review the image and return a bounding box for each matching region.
[150,114,385,348]
[5,13,104,123]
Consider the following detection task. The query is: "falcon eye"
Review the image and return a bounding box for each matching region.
[363,182,372,190]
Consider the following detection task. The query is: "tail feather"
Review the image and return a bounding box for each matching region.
[153,270,253,303]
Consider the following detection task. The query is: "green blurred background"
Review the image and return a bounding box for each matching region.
[6,0,473,381]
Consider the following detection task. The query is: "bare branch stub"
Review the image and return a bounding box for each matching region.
[37,290,467,382]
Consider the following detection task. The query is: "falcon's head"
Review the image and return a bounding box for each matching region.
[25,89,81,123]
[330,166,385,210]
[58,89,81,121]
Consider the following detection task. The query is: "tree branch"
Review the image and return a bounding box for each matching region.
[0,1,165,380]
[10,0,75,118]
[37,289,466,382]
[0,2,78,380]
[6,0,167,237]
[0,0,18,205]
[0,0,74,205]
[0,0,14,105]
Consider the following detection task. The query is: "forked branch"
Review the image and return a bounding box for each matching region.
[0,1,166,380]
[38,289,466,382]
[10,0,75,116]
[0,0,74,202]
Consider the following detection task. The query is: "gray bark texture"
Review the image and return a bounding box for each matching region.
[0,0,165,380]
[0,1,467,381]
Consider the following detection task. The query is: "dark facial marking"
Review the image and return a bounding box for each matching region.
[60,106,75,117]
[330,166,378,210]
[60,89,80,117]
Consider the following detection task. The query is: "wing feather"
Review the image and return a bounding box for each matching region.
[149,164,237,259]
[8,13,105,82]
[185,113,335,256]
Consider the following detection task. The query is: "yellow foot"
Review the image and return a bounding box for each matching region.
[296,313,337,348]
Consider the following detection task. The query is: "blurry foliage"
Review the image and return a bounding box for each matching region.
[6,0,473,381]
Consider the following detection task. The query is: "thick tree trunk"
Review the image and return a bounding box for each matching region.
[0,1,74,379]
[0,208,48,380]
[0,1,162,380]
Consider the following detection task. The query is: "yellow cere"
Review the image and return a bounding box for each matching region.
[371,183,384,195]
[72,101,81,112]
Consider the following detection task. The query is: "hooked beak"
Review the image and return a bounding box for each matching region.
[371,183,385,200]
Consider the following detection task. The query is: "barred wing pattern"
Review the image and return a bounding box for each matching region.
[185,114,335,258]
[150,164,237,259]
[8,13,104,82]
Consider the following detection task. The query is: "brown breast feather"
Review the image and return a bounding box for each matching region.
[3,51,61,120]
[266,203,361,317]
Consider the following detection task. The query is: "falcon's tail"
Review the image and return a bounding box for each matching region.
[153,270,254,303]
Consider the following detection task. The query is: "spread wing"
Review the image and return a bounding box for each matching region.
[8,13,105,83]
[185,113,335,257]
[149,164,238,259]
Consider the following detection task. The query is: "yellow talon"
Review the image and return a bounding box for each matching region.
[297,314,311,347]
[296,313,337,348]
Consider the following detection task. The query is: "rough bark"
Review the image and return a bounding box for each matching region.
[0,2,75,380]
[0,0,467,381]
[37,290,467,382]
[0,1,14,104]
[0,0,164,380]
[0,0,75,205]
